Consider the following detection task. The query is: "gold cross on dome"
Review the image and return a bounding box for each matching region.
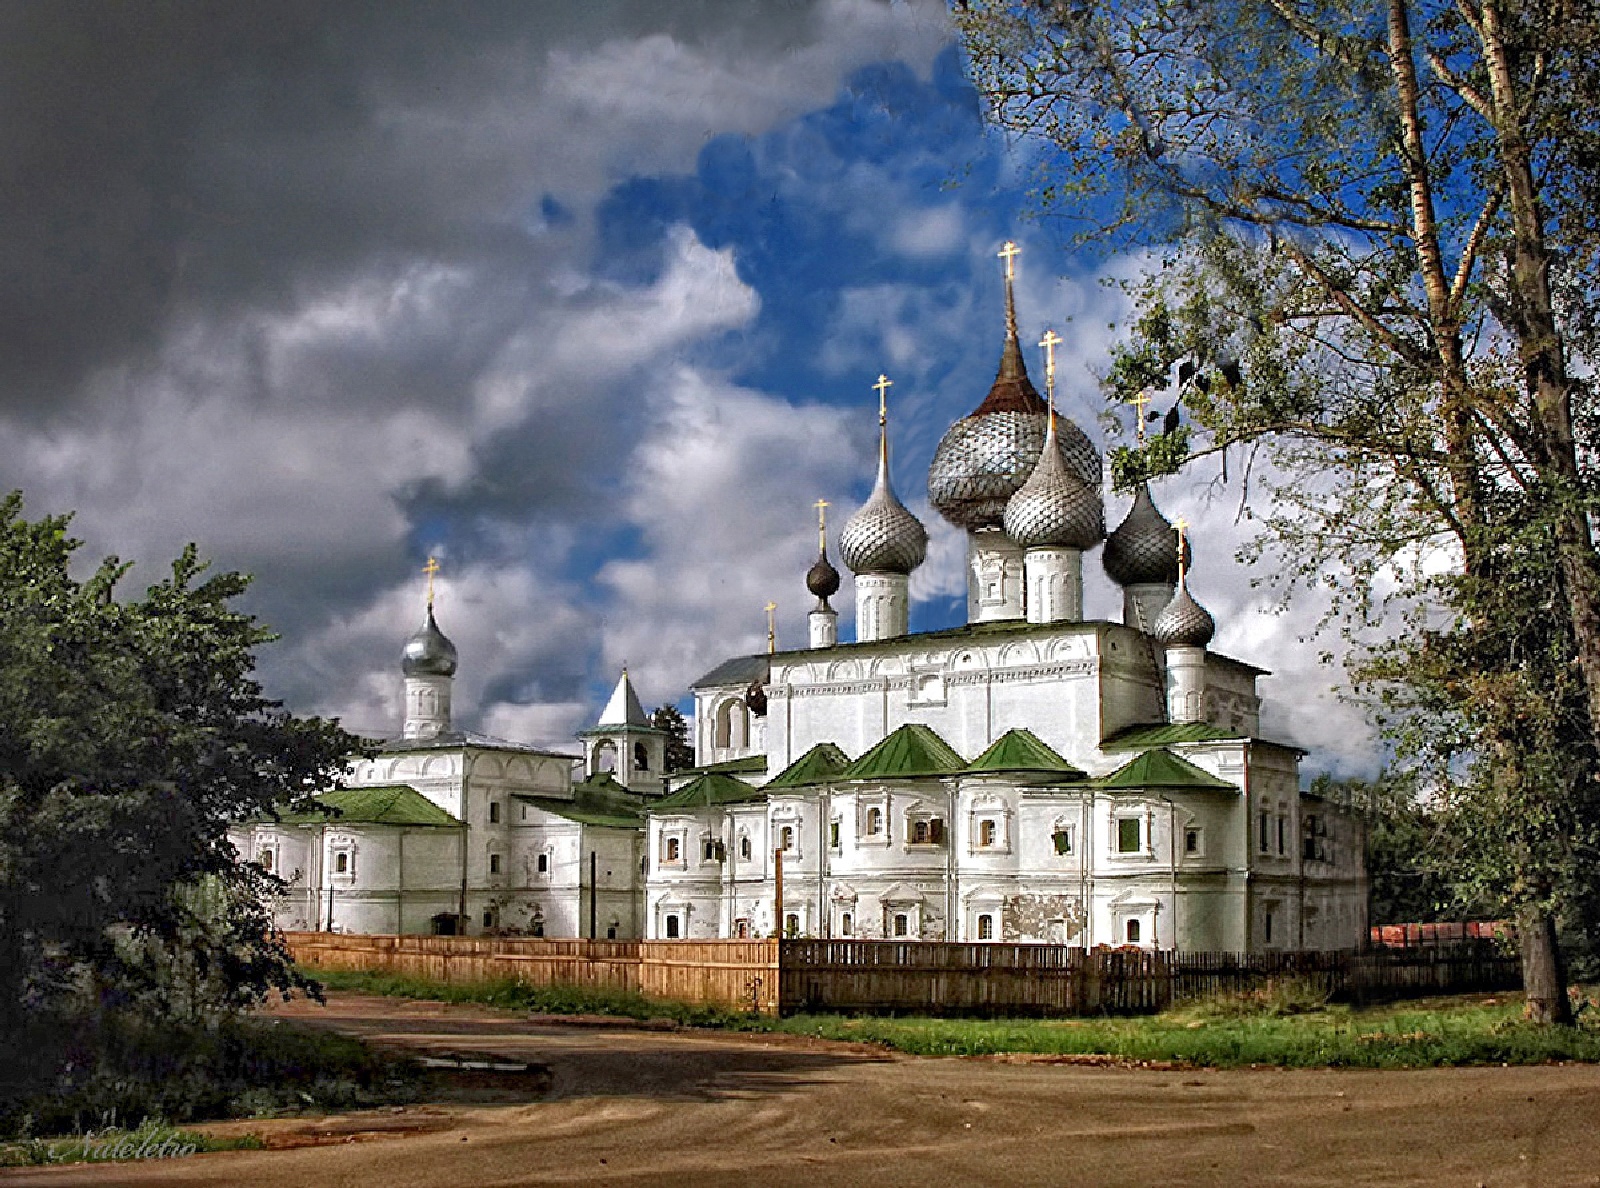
[1039,329,1063,419]
[998,240,1021,281]
[873,374,892,426]
[765,601,778,654]
[1126,388,1154,443]
[423,556,441,608]
[814,499,830,551]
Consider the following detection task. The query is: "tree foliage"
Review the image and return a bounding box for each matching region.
[651,705,696,773]
[0,494,359,1053]
[958,0,1600,1020]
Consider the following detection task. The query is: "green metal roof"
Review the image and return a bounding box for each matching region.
[675,754,768,778]
[515,772,646,829]
[839,724,964,781]
[652,771,766,811]
[966,729,1085,777]
[1097,747,1237,791]
[1101,722,1245,751]
[265,785,462,828]
[766,742,851,789]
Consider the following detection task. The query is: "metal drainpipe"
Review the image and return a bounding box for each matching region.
[1080,792,1093,948]
[818,788,828,939]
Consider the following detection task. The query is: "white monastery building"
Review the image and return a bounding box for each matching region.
[235,247,1367,952]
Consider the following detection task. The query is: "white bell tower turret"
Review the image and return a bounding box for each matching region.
[580,669,667,795]
[1152,520,1216,724]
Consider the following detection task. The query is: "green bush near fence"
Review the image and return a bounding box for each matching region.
[308,966,1600,1069]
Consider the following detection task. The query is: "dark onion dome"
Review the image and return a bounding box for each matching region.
[1002,415,1105,550]
[839,447,928,576]
[1103,483,1180,586]
[1152,578,1216,648]
[928,288,1101,530]
[402,607,458,677]
[806,550,841,600]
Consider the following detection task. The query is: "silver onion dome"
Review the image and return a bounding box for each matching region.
[1152,579,1216,648]
[1003,417,1105,550]
[840,450,928,576]
[928,288,1100,530]
[402,607,458,677]
[1103,484,1180,587]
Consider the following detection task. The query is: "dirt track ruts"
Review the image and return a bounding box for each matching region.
[6,991,1600,1187]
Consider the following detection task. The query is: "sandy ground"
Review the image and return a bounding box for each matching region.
[7,991,1600,1187]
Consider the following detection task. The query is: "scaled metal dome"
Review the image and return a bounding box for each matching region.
[1152,579,1216,648]
[1002,417,1106,550]
[1103,484,1180,587]
[928,287,1101,530]
[402,607,458,677]
[840,450,928,576]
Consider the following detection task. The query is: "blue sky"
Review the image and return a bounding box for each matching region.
[0,1,1377,774]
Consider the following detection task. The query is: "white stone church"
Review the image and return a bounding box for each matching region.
[235,252,1367,952]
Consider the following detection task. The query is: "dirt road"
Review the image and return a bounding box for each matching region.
[7,992,1600,1187]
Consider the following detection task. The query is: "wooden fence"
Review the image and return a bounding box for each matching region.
[285,933,1518,1018]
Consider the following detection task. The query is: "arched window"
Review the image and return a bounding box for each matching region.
[634,741,650,771]
[739,836,751,860]
[893,913,910,937]
[714,698,748,749]
[866,807,883,835]
[977,913,994,940]
[979,819,997,847]
[593,739,617,774]
[840,912,853,936]
[1126,918,1141,944]
[665,914,681,939]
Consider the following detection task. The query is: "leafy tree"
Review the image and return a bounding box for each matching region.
[651,704,696,773]
[958,0,1600,1023]
[0,495,358,1072]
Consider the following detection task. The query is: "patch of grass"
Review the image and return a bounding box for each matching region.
[0,1120,265,1167]
[773,994,1600,1068]
[2,1014,424,1138]
[304,968,1600,1071]
[304,967,774,1030]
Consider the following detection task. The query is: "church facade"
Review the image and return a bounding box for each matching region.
[236,245,1366,952]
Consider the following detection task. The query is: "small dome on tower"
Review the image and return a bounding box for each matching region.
[1003,418,1105,550]
[1152,580,1216,648]
[1103,484,1180,587]
[807,551,841,600]
[840,452,928,575]
[402,607,458,677]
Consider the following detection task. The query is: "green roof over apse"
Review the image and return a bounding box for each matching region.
[839,724,965,782]
[653,771,766,811]
[263,785,462,828]
[766,742,852,789]
[1101,722,1245,751]
[966,729,1086,777]
[1097,747,1237,791]
[675,754,769,778]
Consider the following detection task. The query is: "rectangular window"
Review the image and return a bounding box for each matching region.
[830,820,840,849]
[977,913,994,940]
[1277,815,1287,856]
[840,912,853,936]
[334,851,349,874]
[259,849,274,873]
[1258,810,1270,853]
[665,914,680,939]
[1184,826,1201,856]
[520,804,528,821]
[702,838,717,862]
[489,801,500,824]
[1264,911,1274,944]
[537,853,549,874]
[784,913,800,937]
[489,853,501,874]
[893,912,910,937]
[1117,816,1141,854]
[1052,828,1073,856]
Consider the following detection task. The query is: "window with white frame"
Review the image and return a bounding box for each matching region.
[258,848,275,873]
[865,806,884,836]
[1184,825,1203,857]
[1115,814,1143,855]
[739,834,751,860]
[664,835,681,863]
[1052,824,1074,856]
[829,819,841,849]
[978,818,997,848]
[333,849,352,875]
[977,913,995,940]
[665,913,681,938]
[892,912,910,937]
[839,911,854,936]
[779,824,795,852]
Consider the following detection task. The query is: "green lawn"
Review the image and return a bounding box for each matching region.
[303,966,1600,1070]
